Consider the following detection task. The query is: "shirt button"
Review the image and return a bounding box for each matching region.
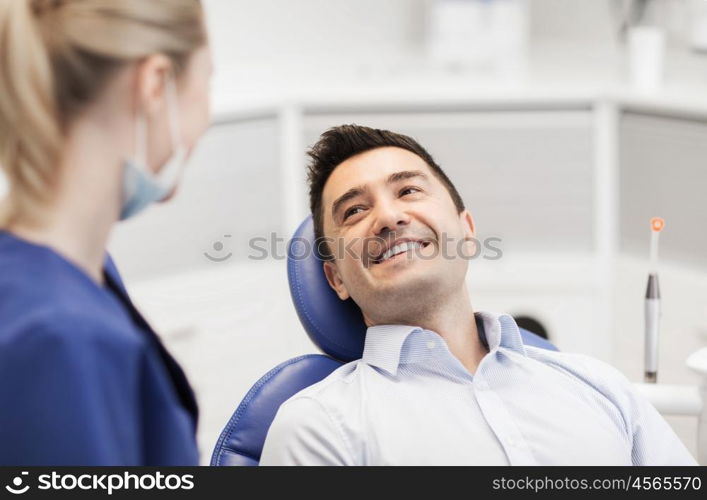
[426,341,436,349]
[477,381,489,391]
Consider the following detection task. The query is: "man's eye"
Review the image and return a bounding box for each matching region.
[400,186,421,196]
[343,206,365,220]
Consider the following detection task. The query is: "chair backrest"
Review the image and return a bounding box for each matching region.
[211,216,557,466]
[210,354,342,466]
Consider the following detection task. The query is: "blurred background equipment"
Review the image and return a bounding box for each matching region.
[426,0,529,75]
[627,25,666,92]
[687,0,707,52]
[644,216,664,383]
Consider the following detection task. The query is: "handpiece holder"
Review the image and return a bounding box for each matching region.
[634,348,707,465]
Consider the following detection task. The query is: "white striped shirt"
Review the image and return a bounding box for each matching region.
[260,311,697,465]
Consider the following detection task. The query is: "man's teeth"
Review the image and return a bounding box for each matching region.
[379,241,422,262]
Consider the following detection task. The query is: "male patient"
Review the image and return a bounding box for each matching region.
[260,124,697,466]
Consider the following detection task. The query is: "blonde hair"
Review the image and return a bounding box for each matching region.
[0,0,206,225]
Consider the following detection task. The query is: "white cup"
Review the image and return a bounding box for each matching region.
[627,26,666,93]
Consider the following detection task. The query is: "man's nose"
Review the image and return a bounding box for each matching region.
[371,199,410,238]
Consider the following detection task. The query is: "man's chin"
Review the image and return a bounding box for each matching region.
[367,269,436,297]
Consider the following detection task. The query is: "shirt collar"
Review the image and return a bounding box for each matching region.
[361,311,527,376]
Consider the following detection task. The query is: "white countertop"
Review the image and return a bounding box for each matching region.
[210,43,707,119]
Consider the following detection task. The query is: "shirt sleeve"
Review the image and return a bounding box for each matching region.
[0,314,145,465]
[594,359,698,465]
[260,396,355,465]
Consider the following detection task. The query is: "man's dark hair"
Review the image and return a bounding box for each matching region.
[307,124,465,259]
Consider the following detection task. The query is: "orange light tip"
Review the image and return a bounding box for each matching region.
[650,217,665,232]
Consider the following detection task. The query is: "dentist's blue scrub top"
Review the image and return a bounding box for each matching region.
[0,230,199,465]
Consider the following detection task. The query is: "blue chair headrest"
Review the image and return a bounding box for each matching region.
[287,216,366,361]
[286,216,558,362]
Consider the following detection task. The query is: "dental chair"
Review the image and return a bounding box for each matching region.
[210,216,558,466]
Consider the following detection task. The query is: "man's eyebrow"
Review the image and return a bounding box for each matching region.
[330,171,429,221]
[387,170,429,184]
[331,186,367,221]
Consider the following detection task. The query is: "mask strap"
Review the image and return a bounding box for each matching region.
[165,77,182,150]
[134,107,147,166]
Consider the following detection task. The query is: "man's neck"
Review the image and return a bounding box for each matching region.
[365,284,489,375]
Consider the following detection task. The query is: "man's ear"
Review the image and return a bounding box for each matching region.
[323,260,350,300]
[461,210,476,237]
[460,210,477,258]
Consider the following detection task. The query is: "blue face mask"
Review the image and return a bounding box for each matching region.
[120,78,187,220]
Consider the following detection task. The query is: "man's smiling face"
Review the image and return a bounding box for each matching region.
[321,146,476,325]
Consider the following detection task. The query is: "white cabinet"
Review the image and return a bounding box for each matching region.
[619,112,707,268]
[304,111,595,254]
[614,110,707,386]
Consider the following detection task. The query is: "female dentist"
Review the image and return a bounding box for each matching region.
[0,0,212,465]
